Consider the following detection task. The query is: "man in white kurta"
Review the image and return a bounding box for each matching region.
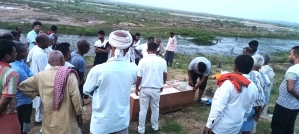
[29,34,50,123]
[84,30,138,134]
[204,55,259,134]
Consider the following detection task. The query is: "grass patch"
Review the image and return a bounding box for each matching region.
[161,121,185,134]
[188,37,215,46]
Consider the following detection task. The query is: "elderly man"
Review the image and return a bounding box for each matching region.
[70,40,90,101]
[135,37,154,59]
[240,54,268,134]
[19,50,83,134]
[28,34,50,125]
[243,47,253,56]
[0,40,20,134]
[10,41,33,134]
[204,55,258,134]
[259,52,275,116]
[136,42,167,134]
[156,38,166,57]
[84,30,138,134]
[271,46,299,134]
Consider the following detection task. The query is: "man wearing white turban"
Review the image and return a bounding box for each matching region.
[83,30,138,134]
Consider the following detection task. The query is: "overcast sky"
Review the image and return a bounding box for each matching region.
[113,0,299,23]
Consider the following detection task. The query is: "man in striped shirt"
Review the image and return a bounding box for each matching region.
[271,46,299,134]
[0,39,20,133]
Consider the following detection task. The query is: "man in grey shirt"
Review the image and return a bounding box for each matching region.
[70,40,90,100]
[188,57,211,104]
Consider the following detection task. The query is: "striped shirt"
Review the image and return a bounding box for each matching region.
[249,71,266,107]
[277,64,299,110]
[0,61,19,114]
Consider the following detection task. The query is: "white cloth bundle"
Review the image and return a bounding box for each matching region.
[108,30,132,59]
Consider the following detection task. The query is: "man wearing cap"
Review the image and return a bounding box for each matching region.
[84,30,138,134]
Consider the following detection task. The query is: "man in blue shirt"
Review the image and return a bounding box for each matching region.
[70,40,90,100]
[27,21,43,50]
[10,41,34,134]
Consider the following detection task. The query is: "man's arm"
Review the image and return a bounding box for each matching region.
[205,81,232,129]
[134,49,143,58]
[68,73,83,126]
[83,68,98,96]
[0,97,12,113]
[287,79,299,99]
[135,76,142,96]
[173,38,177,52]
[37,55,48,72]
[18,75,39,99]
[135,61,143,96]
[188,70,193,86]
[194,75,209,90]
[0,72,19,113]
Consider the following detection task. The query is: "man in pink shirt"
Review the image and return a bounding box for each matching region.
[165,32,177,67]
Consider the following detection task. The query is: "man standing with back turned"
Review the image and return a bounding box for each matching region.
[136,42,167,134]
[84,30,138,134]
[271,46,299,134]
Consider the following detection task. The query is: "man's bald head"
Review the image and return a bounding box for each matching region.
[0,32,14,40]
[48,50,65,66]
[77,39,90,54]
[36,33,50,49]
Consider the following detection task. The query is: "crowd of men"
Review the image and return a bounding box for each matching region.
[0,21,298,134]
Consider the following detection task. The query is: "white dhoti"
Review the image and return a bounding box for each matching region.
[32,96,43,122]
[138,88,160,134]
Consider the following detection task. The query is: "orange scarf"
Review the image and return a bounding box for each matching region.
[216,73,251,93]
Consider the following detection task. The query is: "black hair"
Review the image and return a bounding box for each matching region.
[135,33,141,36]
[148,36,154,41]
[51,25,57,31]
[197,62,207,73]
[15,26,22,31]
[11,31,20,38]
[147,42,158,51]
[131,34,136,41]
[0,33,14,40]
[235,55,254,74]
[55,42,71,57]
[243,47,253,54]
[32,21,42,28]
[170,32,174,35]
[292,46,299,56]
[13,41,25,53]
[0,39,15,60]
[248,40,258,47]
[97,30,105,35]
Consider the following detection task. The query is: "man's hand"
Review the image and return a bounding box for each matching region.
[188,80,193,87]
[193,85,199,90]
[160,88,163,93]
[204,126,212,134]
[77,115,83,127]
[254,114,260,122]
[135,88,140,96]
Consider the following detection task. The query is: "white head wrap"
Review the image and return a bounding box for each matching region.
[108,30,132,59]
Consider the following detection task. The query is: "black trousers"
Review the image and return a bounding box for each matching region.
[17,103,33,134]
[271,103,299,134]
[191,71,207,90]
[164,50,174,66]
[135,58,139,65]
